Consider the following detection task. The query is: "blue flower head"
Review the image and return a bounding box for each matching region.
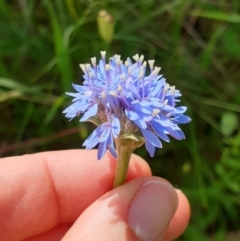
[63,52,191,159]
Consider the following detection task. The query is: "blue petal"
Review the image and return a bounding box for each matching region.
[138,101,151,107]
[66,92,83,98]
[107,134,117,158]
[99,59,105,75]
[133,119,147,129]
[106,95,120,109]
[65,111,78,119]
[108,144,117,158]
[173,115,191,124]
[150,121,170,142]
[143,115,152,122]
[98,141,108,160]
[141,129,162,148]
[149,101,163,109]
[72,83,86,93]
[80,103,98,122]
[157,131,170,142]
[96,124,111,142]
[149,82,162,97]
[145,141,156,157]
[162,104,174,112]
[154,117,172,127]
[83,129,99,149]
[125,110,138,120]
[62,101,80,114]
[126,79,138,95]
[112,116,121,138]
[175,106,187,113]
[132,103,152,114]
[131,100,139,104]
[168,128,185,140]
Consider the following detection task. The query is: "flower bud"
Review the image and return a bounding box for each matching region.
[97,10,115,43]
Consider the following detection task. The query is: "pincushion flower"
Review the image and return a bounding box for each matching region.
[63,51,191,187]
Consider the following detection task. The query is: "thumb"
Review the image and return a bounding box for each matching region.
[61,177,178,241]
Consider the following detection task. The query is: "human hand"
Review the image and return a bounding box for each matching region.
[0,150,190,241]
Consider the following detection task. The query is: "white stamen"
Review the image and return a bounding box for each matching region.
[101,91,106,99]
[153,67,161,76]
[148,60,155,69]
[142,61,147,67]
[139,55,144,63]
[152,108,160,116]
[91,57,96,66]
[170,85,175,95]
[163,99,168,106]
[118,85,122,92]
[105,64,111,71]
[125,60,130,67]
[115,55,121,65]
[115,54,121,61]
[164,84,170,92]
[133,54,139,62]
[138,71,144,79]
[100,51,106,59]
[109,90,117,96]
[85,64,91,71]
[79,64,86,72]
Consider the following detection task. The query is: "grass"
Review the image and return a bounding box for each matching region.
[1,0,240,240]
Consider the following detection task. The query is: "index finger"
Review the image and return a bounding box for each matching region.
[0,150,151,241]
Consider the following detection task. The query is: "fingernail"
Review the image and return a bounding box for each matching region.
[127,180,178,241]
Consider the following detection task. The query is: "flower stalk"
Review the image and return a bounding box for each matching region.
[113,144,134,188]
[113,135,144,187]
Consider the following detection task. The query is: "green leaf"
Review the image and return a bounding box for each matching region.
[0,90,22,102]
[0,77,39,93]
[191,10,240,23]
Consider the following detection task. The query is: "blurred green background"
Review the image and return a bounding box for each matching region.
[0,0,240,240]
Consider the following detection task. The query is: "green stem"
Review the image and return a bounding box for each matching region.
[113,145,133,188]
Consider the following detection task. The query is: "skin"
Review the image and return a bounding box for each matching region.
[0,150,190,241]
